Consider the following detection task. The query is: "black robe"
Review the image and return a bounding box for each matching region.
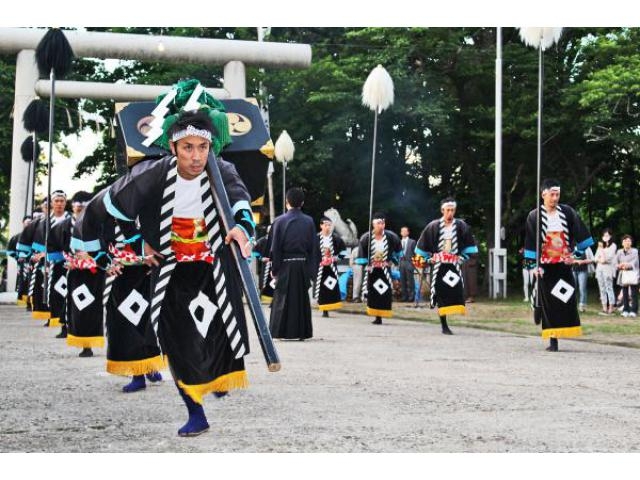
[80,155,254,403]
[416,218,478,316]
[17,216,42,311]
[356,230,402,318]
[524,204,594,339]
[47,215,74,327]
[268,208,318,339]
[314,232,346,311]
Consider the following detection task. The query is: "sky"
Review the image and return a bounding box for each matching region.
[35,128,103,199]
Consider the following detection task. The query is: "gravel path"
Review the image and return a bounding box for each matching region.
[1,303,639,452]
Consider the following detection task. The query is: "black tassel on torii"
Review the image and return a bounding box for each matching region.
[34,28,75,300]
[22,99,50,134]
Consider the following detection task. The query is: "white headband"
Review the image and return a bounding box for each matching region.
[441,201,457,208]
[171,124,212,143]
[542,186,561,194]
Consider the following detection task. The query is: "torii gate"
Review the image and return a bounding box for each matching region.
[0,27,312,291]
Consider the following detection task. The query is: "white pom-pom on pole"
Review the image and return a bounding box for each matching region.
[518,27,563,309]
[362,64,395,113]
[275,130,295,213]
[361,64,395,268]
[518,27,563,51]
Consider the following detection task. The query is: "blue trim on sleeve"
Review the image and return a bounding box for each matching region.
[577,237,595,251]
[355,258,368,265]
[236,209,256,230]
[391,251,401,263]
[83,239,102,253]
[232,200,252,216]
[70,237,84,252]
[46,252,64,263]
[122,234,141,244]
[414,247,431,260]
[461,245,479,255]
[32,242,45,253]
[103,190,133,222]
[16,242,31,253]
[524,249,537,260]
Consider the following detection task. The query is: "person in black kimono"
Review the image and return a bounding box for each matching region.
[47,190,93,339]
[71,189,164,391]
[415,197,478,335]
[355,212,402,324]
[17,208,45,312]
[30,191,70,326]
[92,107,255,437]
[524,178,594,351]
[314,216,347,317]
[269,187,318,340]
[12,215,33,306]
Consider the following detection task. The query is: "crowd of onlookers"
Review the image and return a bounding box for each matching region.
[522,230,640,317]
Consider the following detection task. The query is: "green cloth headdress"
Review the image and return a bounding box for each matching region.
[149,78,232,156]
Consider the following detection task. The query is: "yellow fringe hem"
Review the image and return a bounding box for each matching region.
[107,355,167,376]
[178,370,248,405]
[261,295,273,302]
[21,295,28,302]
[49,317,61,327]
[438,305,466,316]
[16,299,27,306]
[66,334,105,349]
[32,311,50,320]
[367,307,393,318]
[542,326,582,339]
[319,302,343,311]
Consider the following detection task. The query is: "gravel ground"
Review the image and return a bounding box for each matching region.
[1,302,640,452]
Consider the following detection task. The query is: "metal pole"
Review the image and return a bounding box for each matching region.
[535,43,544,308]
[493,27,503,299]
[43,68,55,302]
[23,133,34,218]
[267,162,275,222]
[367,109,379,263]
[282,160,286,214]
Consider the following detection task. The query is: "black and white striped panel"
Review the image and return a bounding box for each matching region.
[450,220,458,255]
[28,264,36,297]
[149,158,179,341]
[159,159,178,256]
[150,256,176,340]
[200,174,246,359]
[430,262,440,308]
[557,206,569,242]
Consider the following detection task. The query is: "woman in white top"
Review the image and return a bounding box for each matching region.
[615,234,639,317]
[594,228,617,315]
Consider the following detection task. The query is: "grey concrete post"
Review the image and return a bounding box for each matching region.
[224,61,246,99]
[7,49,38,291]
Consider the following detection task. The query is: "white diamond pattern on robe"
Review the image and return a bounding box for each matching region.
[72,284,96,311]
[188,291,218,339]
[373,278,389,295]
[443,270,460,288]
[54,275,68,297]
[551,279,574,303]
[323,276,337,290]
[117,289,149,327]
